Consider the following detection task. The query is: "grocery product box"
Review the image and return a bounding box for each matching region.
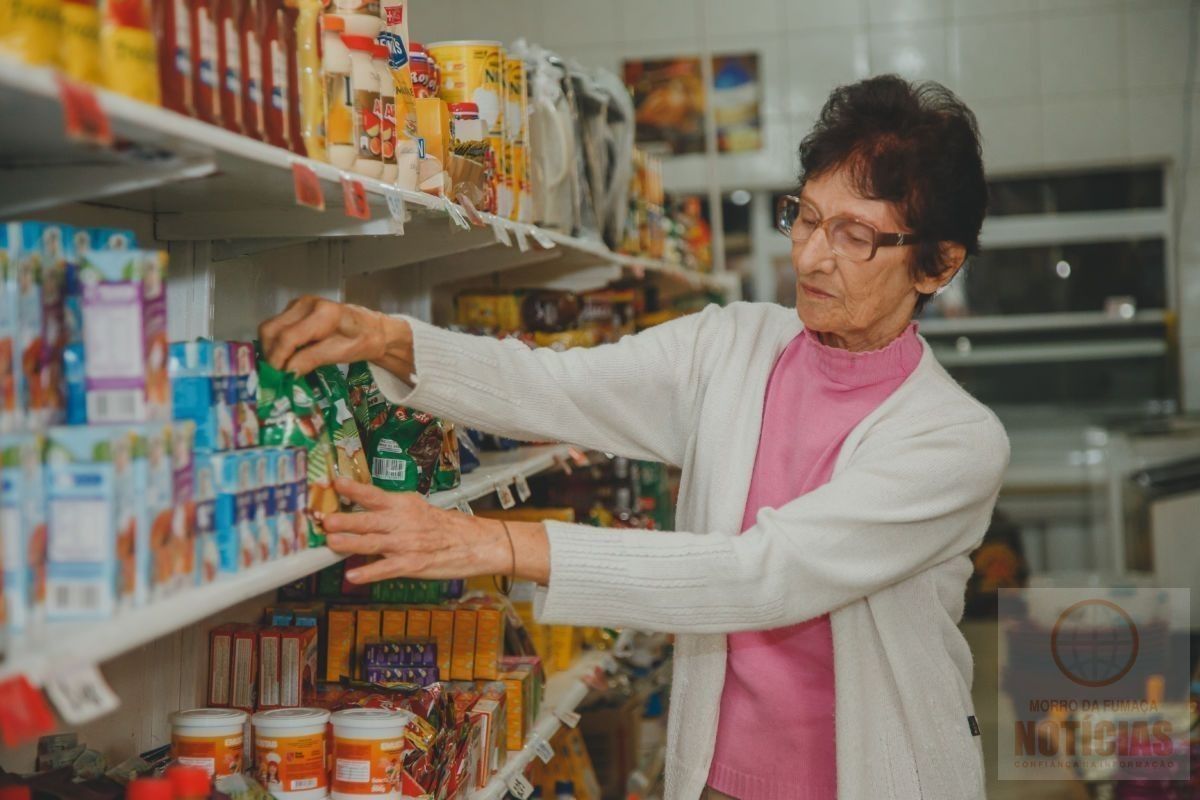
[169,340,220,452]
[364,665,439,686]
[0,433,46,632]
[0,227,17,434]
[230,624,258,711]
[129,423,174,604]
[9,222,70,427]
[430,607,454,678]
[381,608,407,641]
[170,421,196,590]
[291,447,310,549]
[44,426,135,620]
[500,655,544,723]
[251,448,276,563]
[353,607,381,679]
[549,625,580,673]
[325,607,356,682]
[468,683,508,789]
[271,446,295,558]
[193,451,220,585]
[79,248,169,423]
[208,623,239,706]
[451,608,477,681]
[212,340,236,450]
[501,665,534,751]
[212,451,256,574]
[229,342,259,449]
[406,606,431,639]
[259,625,318,709]
[363,639,436,668]
[473,605,505,680]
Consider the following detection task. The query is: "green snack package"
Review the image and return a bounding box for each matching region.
[347,361,443,494]
[432,420,461,493]
[256,351,339,546]
[309,365,371,488]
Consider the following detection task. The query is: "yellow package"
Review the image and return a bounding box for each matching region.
[549,625,579,673]
[501,668,532,751]
[451,608,477,681]
[455,291,522,333]
[430,608,455,678]
[353,607,381,679]
[381,609,407,641]
[2,0,62,65]
[473,606,504,680]
[293,0,325,160]
[405,606,431,639]
[61,0,100,83]
[378,0,419,190]
[99,0,158,103]
[415,96,450,194]
[325,608,356,682]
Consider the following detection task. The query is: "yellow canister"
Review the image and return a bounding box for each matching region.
[429,40,505,212]
[504,55,529,221]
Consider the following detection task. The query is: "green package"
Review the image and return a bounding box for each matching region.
[309,365,371,488]
[347,361,444,495]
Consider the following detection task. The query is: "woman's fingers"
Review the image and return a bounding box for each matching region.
[344,556,407,584]
[321,510,387,535]
[334,477,396,511]
[259,295,319,359]
[264,299,341,370]
[326,532,389,556]
[283,336,351,376]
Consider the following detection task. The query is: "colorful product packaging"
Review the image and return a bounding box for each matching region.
[467,684,507,789]
[251,708,330,795]
[79,248,170,423]
[170,340,220,452]
[472,605,505,680]
[230,623,259,711]
[377,0,419,190]
[0,433,47,633]
[213,339,236,450]
[309,365,370,489]
[354,607,381,679]
[427,40,503,213]
[0,0,62,65]
[230,342,259,448]
[325,607,356,682]
[381,608,407,641]
[363,639,436,668]
[212,451,256,574]
[44,426,134,620]
[501,666,533,751]
[0,228,17,434]
[130,423,174,604]
[171,420,197,589]
[450,608,477,681]
[405,606,431,639]
[272,445,296,558]
[429,607,454,678]
[252,448,277,563]
[11,222,70,427]
[208,622,239,706]
[414,96,450,194]
[260,625,316,709]
[99,0,160,103]
[364,665,438,686]
[193,451,220,585]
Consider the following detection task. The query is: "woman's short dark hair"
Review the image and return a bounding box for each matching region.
[797,74,987,312]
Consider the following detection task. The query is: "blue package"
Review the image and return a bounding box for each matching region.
[169,340,219,452]
[211,451,255,575]
[193,452,219,585]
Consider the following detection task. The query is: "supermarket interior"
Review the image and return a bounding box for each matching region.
[1,0,1199,798]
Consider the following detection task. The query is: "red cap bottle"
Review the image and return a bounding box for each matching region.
[165,765,213,800]
[126,778,175,800]
[0,786,33,800]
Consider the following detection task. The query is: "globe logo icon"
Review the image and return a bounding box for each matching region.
[1050,599,1140,688]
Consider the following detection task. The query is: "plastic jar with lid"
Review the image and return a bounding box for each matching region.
[371,42,397,183]
[330,708,411,800]
[342,34,383,178]
[322,14,355,168]
[252,708,331,800]
[169,708,248,778]
[448,101,485,143]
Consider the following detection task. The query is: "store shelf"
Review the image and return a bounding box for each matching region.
[0,58,726,291]
[931,338,1167,367]
[0,444,575,686]
[473,650,614,800]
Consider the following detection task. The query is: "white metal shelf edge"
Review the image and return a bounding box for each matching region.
[0,445,575,685]
[472,650,613,800]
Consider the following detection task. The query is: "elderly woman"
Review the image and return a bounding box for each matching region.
[260,75,1008,800]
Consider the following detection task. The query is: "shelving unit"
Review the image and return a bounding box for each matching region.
[473,650,614,800]
[0,445,574,687]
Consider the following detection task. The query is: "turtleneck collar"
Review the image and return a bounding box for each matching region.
[800,322,923,388]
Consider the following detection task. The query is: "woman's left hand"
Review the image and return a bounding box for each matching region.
[322,478,511,584]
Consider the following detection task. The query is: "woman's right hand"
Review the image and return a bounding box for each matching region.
[257,295,415,380]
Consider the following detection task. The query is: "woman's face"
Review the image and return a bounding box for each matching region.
[791,168,951,351]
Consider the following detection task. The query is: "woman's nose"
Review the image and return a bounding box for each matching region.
[792,227,836,274]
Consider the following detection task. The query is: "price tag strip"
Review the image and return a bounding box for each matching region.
[454,499,474,515]
[533,736,555,764]
[441,195,471,230]
[491,218,513,247]
[291,161,325,211]
[555,709,582,728]
[528,227,556,249]
[496,482,517,510]
[44,663,120,725]
[513,227,530,252]
[341,175,371,220]
[506,773,534,800]
[385,191,407,235]
[56,76,114,146]
[514,472,532,503]
[457,194,486,227]
[553,455,573,476]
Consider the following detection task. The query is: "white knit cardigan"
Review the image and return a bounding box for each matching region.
[370,301,1011,800]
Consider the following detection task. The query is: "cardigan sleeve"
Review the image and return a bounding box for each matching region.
[367,304,724,467]
[534,412,1010,633]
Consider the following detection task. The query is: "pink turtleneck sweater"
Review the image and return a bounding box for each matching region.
[706,323,923,800]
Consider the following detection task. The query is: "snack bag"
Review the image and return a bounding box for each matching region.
[346,361,441,495]
[432,421,460,492]
[256,356,337,545]
[308,365,370,488]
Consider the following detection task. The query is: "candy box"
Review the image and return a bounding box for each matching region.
[277,625,318,707]
[354,607,381,679]
[169,340,219,452]
[363,639,437,668]
[251,448,277,563]
[0,433,46,633]
[9,222,70,426]
[271,446,295,558]
[129,422,174,604]
[501,666,533,751]
[325,607,356,682]
[467,684,507,788]
[229,342,259,449]
[212,340,236,450]
[193,451,220,585]
[451,608,477,681]
[170,421,196,590]
[212,451,256,574]
[44,425,134,619]
[290,447,309,550]
[78,248,169,423]
[230,624,259,711]
[0,227,17,434]
[364,665,439,687]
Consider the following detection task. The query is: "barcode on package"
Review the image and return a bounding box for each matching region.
[48,581,101,613]
[372,458,407,482]
[87,391,145,422]
[260,637,279,707]
[282,639,299,706]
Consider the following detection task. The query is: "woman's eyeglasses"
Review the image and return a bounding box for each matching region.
[775,195,920,263]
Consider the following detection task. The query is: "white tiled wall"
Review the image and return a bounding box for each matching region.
[408,0,1200,407]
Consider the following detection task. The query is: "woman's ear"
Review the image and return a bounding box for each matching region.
[915,242,968,295]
